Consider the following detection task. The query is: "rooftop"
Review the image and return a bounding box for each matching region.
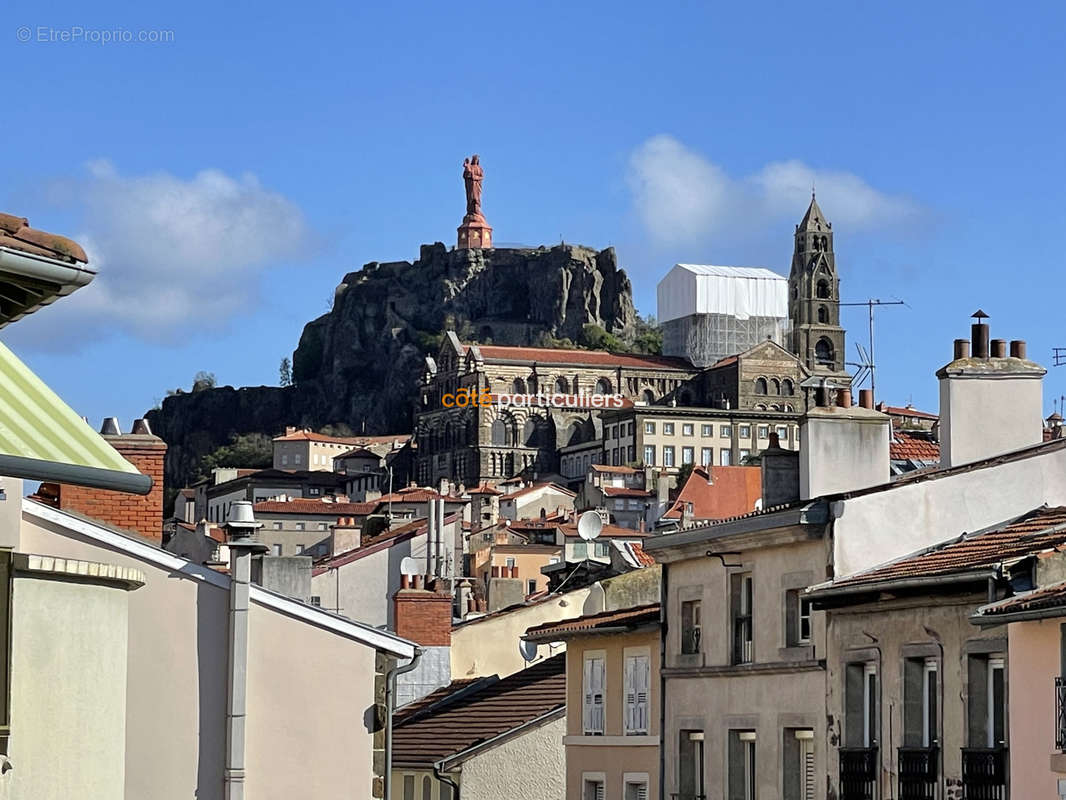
[464,343,694,371]
[253,499,376,516]
[0,212,88,263]
[524,602,660,641]
[661,465,763,521]
[391,654,565,768]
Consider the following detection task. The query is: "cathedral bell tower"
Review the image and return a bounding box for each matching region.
[788,194,849,381]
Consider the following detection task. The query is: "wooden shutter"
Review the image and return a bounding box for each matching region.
[635,655,650,734]
[583,658,594,733]
[624,656,636,733]
[595,782,605,800]
[591,658,605,734]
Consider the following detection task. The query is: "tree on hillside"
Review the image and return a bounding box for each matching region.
[191,371,217,393]
[279,357,292,387]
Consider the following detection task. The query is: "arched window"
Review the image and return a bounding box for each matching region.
[817,305,829,324]
[781,379,794,396]
[491,419,507,447]
[755,377,768,395]
[815,338,835,365]
[821,236,828,251]
[641,388,656,404]
[528,376,538,394]
[816,280,831,299]
[505,453,514,476]
[594,378,612,395]
[754,404,766,411]
[422,777,432,800]
[770,378,780,395]
[566,422,584,446]
[554,376,569,394]
[512,377,527,394]
[784,403,794,412]
[771,404,781,411]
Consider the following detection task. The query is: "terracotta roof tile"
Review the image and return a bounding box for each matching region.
[391,654,565,767]
[559,521,651,539]
[273,430,411,445]
[828,506,1066,589]
[253,499,376,516]
[890,430,941,462]
[467,343,694,371]
[525,603,660,640]
[976,581,1066,617]
[601,486,654,498]
[591,464,640,474]
[0,212,87,263]
[661,465,763,521]
[502,482,576,500]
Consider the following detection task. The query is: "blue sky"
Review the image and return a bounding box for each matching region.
[2,0,1065,429]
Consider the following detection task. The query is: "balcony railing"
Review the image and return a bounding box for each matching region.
[1056,676,1066,750]
[898,746,938,800]
[733,615,753,664]
[840,747,878,800]
[961,747,1007,800]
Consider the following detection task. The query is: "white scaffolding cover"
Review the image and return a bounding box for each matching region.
[657,264,787,323]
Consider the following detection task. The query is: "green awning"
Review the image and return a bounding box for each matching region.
[0,340,152,494]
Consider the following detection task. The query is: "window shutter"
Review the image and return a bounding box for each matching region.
[624,656,636,733]
[595,782,605,800]
[637,784,648,800]
[592,658,605,733]
[635,655,650,734]
[583,658,593,733]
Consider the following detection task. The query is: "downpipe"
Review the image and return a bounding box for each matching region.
[384,647,424,800]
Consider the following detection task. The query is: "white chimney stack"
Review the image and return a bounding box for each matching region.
[937,311,1045,469]
[799,390,890,500]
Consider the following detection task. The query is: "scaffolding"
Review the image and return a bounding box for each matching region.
[663,313,789,368]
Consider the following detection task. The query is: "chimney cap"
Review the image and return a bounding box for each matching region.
[100,417,122,436]
[131,418,153,436]
[222,500,264,538]
[971,309,989,320]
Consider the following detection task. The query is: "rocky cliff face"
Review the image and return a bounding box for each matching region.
[147,243,637,492]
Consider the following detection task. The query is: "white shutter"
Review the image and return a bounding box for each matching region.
[592,658,606,734]
[624,656,636,733]
[583,658,594,734]
[595,781,605,800]
[635,655,650,734]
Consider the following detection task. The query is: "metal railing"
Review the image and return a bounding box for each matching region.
[840,747,878,800]
[733,614,753,664]
[898,746,938,800]
[1057,676,1066,750]
[961,747,1007,800]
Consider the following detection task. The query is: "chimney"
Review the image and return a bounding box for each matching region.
[799,397,891,500]
[330,516,361,554]
[54,418,166,541]
[392,584,452,647]
[858,389,874,410]
[761,429,800,508]
[937,313,1045,468]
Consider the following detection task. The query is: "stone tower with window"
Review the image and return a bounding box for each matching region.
[788,195,850,383]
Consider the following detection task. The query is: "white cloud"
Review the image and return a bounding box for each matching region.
[11,161,309,346]
[627,135,920,247]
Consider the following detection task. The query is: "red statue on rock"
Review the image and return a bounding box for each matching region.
[458,154,492,249]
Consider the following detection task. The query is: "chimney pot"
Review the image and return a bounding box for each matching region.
[100,417,122,436]
[1010,340,1027,359]
[991,339,1007,358]
[401,574,410,589]
[971,314,990,359]
[954,339,971,360]
[859,389,874,410]
[838,389,852,409]
[131,418,153,436]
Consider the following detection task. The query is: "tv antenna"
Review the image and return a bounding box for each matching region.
[840,298,906,403]
[1053,348,1066,368]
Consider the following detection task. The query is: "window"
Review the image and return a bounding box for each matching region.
[904,657,939,748]
[782,380,794,396]
[815,338,834,365]
[624,776,649,800]
[816,279,831,299]
[318,522,328,531]
[846,663,879,747]
[784,728,815,800]
[701,424,712,436]
[583,776,605,800]
[739,425,751,438]
[628,445,636,462]
[422,776,431,800]
[573,541,588,559]
[527,579,537,595]
[786,590,812,646]
[682,423,694,436]
[681,599,702,654]
[295,522,305,531]
[624,651,650,735]
[505,557,516,568]
[721,449,732,466]
[679,731,705,800]
[272,522,282,530]
[627,498,641,510]
[644,422,656,435]
[281,454,289,465]
[663,422,675,435]
[309,595,321,607]
[732,573,754,664]
[294,453,302,464]
[594,541,610,557]
[583,653,606,735]
[776,425,788,442]
[272,544,282,556]
[740,449,750,462]
[967,653,1006,748]
[682,447,694,465]
[643,445,655,466]
[720,424,732,437]
[701,447,713,466]
[755,377,768,394]
[757,425,769,440]
[403,774,415,800]
[308,487,321,496]
[728,730,756,800]
[663,446,675,467]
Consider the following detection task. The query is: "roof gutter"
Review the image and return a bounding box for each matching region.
[0,246,96,325]
[0,452,153,495]
[970,605,1063,626]
[807,569,998,604]
[523,621,659,643]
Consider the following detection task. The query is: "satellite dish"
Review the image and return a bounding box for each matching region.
[400,556,419,576]
[577,511,603,542]
[518,639,538,662]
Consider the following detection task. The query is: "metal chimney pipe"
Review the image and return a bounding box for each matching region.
[131,418,153,435]
[838,388,852,409]
[859,389,874,410]
[953,339,971,360]
[990,339,1007,358]
[972,321,990,359]
[1010,340,1027,359]
[100,417,122,436]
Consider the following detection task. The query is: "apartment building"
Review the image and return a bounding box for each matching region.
[272,427,410,472]
[525,604,662,800]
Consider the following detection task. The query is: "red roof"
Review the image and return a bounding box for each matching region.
[890,430,940,462]
[0,212,88,263]
[876,403,938,421]
[662,465,762,521]
[311,513,461,574]
[253,499,376,516]
[591,464,640,475]
[827,506,1066,589]
[391,654,566,768]
[374,487,464,505]
[273,430,411,445]
[467,344,694,371]
[525,603,660,640]
[976,580,1066,618]
[559,521,651,539]
[468,482,503,496]
[502,482,576,500]
[602,486,655,498]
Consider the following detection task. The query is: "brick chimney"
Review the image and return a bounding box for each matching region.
[937,312,1045,468]
[393,579,452,646]
[54,418,166,541]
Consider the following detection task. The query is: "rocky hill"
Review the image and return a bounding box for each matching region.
[147,242,637,492]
